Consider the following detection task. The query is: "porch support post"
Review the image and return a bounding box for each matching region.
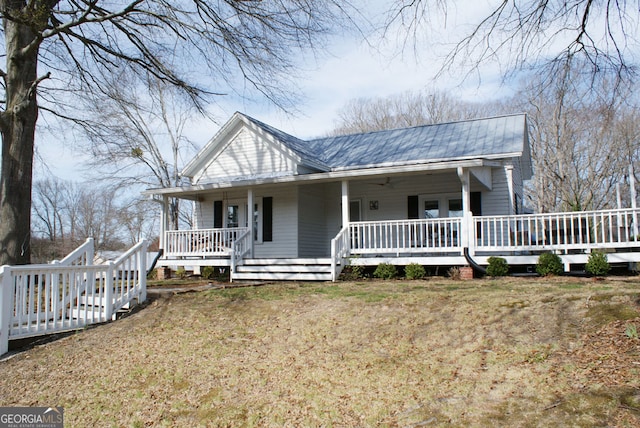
[159,195,169,251]
[247,188,254,258]
[457,167,471,251]
[341,180,350,227]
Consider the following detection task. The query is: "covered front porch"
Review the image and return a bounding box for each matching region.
[158,207,640,281]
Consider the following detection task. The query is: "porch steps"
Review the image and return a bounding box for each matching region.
[233,258,333,281]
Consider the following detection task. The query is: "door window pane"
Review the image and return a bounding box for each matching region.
[253,203,259,241]
[227,205,239,228]
[423,200,439,218]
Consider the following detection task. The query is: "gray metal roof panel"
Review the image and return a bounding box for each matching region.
[306,114,527,169]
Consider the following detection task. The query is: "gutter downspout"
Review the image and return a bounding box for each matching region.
[463,247,486,275]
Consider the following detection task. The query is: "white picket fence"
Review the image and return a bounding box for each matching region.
[0,238,148,355]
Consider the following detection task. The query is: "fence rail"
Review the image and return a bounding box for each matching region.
[1,240,148,355]
[474,208,640,253]
[330,226,350,281]
[230,229,252,280]
[349,218,463,255]
[165,228,250,257]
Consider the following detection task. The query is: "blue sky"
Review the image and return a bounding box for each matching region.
[35,0,514,183]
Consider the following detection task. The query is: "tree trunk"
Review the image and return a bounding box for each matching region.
[0,12,40,265]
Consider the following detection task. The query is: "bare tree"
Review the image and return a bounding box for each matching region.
[117,198,157,246]
[0,0,359,265]
[81,71,199,230]
[32,178,67,243]
[331,89,485,134]
[385,1,638,91]
[515,65,638,212]
[31,178,133,260]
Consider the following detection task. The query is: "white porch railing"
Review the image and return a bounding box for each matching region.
[156,208,640,281]
[164,228,250,258]
[54,237,95,266]
[474,208,640,253]
[1,240,148,355]
[230,229,252,281]
[349,217,463,255]
[330,226,350,281]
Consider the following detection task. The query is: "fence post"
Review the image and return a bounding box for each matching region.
[85,237,94,265]
[1,266,12,355]
[230,250,236,283]
[105,262,114,321]
[460,212,471,255]
[467,212,476,256]
[139,240,147,303]
[330,238,337,282]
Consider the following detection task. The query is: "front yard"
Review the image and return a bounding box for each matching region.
[1,277,640,427]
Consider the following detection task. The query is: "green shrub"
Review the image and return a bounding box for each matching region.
[585,250,610,276]
[447,266,461,280]
[201,266,216,280]
[486,256,509,277]
[536,253,564,276]
[373,263,397,280]
[405,263,426,279]
[176,266,187,279]
[341,264,365,280]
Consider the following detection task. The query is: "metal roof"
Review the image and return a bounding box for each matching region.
[305,114,528,170]
[148,113,531,197]
[242,113,528,171]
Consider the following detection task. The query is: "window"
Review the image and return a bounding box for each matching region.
[418,194,466,219]
[350,199,362,222]
[448,199,463,217]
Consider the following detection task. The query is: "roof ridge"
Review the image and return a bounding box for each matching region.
[309,112,527,141]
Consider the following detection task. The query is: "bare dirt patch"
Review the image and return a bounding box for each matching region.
[1,277,640,427]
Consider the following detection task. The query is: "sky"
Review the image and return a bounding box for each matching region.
[35,0,514,183]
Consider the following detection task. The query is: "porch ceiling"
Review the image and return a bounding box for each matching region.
[143,158,503,199]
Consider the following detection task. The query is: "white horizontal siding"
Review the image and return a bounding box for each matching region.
[190,167,515,259]
[348,172,471,221]
[254,186,299,258]
[193,187,298,258]
[512,159,525,213]
[482,167,511,216]
[195,129,297,184]
[298,184,330,257]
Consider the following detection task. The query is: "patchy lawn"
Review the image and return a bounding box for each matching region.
[2,277,640,427]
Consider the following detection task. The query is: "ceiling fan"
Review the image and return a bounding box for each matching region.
[367,177,394,188]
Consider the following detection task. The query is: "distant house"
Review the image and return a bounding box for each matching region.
[146,112,640,280]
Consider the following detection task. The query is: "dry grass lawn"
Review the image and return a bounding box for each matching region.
[2,277,640,427]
